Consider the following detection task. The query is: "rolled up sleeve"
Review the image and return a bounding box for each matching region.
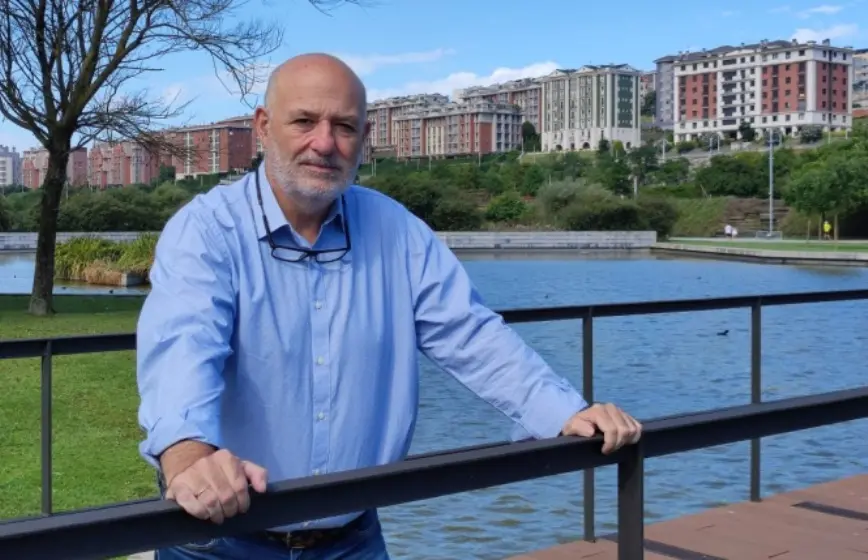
[136,200,236,468]
[408,218,588,440]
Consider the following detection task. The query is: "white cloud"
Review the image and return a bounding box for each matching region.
[204,49,457,99]
[336,48,456,76]
[367,61,560,101]
[797,4,844,17]
[791,23,858,42]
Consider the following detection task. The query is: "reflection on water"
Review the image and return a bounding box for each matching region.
[2,251,868,558]
[0,251,148,295]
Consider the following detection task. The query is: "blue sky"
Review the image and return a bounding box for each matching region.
[0,0,865,151]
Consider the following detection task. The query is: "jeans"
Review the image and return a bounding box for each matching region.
[154,511,390,560]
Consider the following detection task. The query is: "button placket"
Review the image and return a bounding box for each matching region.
[309,263,331,478]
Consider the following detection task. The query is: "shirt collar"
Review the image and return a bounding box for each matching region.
[253,164,346,241]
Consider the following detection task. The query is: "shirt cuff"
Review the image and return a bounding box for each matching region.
[512,379,589,441]
[138,414,222,470]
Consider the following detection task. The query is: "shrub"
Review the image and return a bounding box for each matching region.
[636,197,680,238]
[54,233,158,285]
[485,191,529,223]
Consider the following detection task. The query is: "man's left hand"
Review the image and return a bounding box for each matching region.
[561,403,642,455]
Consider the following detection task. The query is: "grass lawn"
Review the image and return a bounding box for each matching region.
[0,294,155,524]
[672,240,868,253]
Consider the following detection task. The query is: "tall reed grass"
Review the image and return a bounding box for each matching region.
[54,234,157,286]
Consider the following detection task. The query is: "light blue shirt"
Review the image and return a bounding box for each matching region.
[136,165,588,531]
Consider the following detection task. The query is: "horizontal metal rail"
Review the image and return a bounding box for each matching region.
[0,386,865,559]
[2,288,867,544]
[3,289,868,359]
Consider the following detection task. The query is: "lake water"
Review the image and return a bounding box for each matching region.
[2,251,867,559]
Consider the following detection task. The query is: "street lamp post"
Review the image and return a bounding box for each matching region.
[767,130,779,235]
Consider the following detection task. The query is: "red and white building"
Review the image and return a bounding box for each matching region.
[454,77,543,133]
[670,38,855,142]
[160,121,253,179]
[21,147,88,189]
[88,141,161,187]
[363,94,450,161]
[392,101,522,158]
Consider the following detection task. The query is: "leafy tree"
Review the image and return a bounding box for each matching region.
[521,121,541,152]
[784,153,868,238]
[591,155,632,195]
[627,145,659,186]
[0,195,11,232]
[485,191,529,223]
[597,138,610,154]
[0,0,360,315]
[641,90,657,117]
[695,155,765,197]
[800,126,823,144]
[652,158,691,186]
[520,164,546,196]
[738,122,757,142]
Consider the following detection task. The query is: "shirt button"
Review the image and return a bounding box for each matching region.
[316,356,324,365]
[314,301,323,310]
[317,412,325,421]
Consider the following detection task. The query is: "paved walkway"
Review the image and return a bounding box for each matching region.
[123,475,868,559]
[507,474,868,559]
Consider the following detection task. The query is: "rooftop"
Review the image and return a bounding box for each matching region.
[655,38,853,64]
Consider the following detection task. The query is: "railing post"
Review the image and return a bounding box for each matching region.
[617,443,645,560]
[582,310,595,542]
[750,301,762,502]
[41,340,53,515]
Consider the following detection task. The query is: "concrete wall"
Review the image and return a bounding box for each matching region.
[0,231,146,251]
[439,231,656,250]
[0,230,657,252]
[653,243,868,267]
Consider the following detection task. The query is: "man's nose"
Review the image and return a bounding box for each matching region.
[309,121,336,154]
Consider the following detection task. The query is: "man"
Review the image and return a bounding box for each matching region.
[137,53,642,560]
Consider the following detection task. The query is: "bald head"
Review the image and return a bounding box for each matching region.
[264,53,366,117]
[254,52,370,218]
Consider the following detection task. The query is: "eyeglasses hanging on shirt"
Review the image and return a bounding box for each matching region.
[254,163,352,264]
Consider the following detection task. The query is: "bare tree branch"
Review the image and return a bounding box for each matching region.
[0,0,366,315]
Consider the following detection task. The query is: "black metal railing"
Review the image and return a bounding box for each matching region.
[0,386,865,559]
[1,289,867,553]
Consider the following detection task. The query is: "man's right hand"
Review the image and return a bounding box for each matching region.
[164,448,268,524]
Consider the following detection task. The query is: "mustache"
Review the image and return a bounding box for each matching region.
[297,157,340,170]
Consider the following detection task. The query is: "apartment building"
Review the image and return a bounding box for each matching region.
[639,71,656,102]
[539,65,642,151]
[160,121,253,179]
[218,114,260,159]
[853,48,868,104]
[364,94,449,160]
[653,57,677,129]
[0,145,22,187]
[454,78,543,133]
[666,38,854,142]
[22,147,88,189]
[88,141,161,188]
[392,101,522,158]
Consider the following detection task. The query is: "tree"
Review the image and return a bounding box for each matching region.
[784,153,868,238]
[0,194,11,231]
[641,90,656,117]
[521,121,541,152]
[738,122,756,142]
[0,0,360,315]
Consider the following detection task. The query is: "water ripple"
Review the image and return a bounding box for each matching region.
[381,256,868,559]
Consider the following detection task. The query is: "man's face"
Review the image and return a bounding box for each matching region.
[256,62,369,209]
